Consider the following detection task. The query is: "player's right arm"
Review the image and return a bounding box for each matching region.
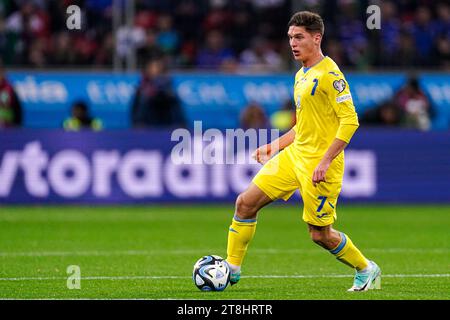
[252,127,296,164]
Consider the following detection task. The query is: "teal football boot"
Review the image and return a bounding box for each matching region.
[347,260,381,292]
[229,271,241,286]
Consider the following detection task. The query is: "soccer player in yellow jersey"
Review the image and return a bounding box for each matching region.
[225,11,381,292]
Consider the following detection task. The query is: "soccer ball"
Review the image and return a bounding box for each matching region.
[192,255,230,291]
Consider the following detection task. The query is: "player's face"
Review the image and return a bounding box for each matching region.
[288,26,321,62]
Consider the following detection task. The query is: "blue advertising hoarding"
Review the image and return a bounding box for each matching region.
[419,74,450,130]
[7,72,140,129]
[1,129,449,204]
[7,71,449,130]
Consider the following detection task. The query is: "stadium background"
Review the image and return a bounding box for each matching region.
[0,0,449,300]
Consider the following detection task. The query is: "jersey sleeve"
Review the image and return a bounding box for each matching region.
[292,71,301,136]
[321,71,359,143]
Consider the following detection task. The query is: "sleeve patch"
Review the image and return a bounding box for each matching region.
[333,79,346,93]
[336,94,352,103]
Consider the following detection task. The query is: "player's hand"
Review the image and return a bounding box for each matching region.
[252,144,276,165]
[312,160,331,187]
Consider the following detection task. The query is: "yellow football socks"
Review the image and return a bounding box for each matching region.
[226,216,257,267]
[329,232,369,271]
[226,217,368,272]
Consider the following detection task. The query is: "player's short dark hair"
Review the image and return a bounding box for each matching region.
[288,11,324,36]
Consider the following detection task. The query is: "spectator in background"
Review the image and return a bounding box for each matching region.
[94,31,114,67]
[323,39,347,67]
[4,0,49,66]
[362,77,433,130]
[203,0,232,33]
[196,29,234,69]
[378,1,401,66]
[0,60,22,128]
[434,2,450,69]
[50,32,76,66]
[394,77,433,131]
[131,57,186,128]
[229,9,254,54]
[434,2,450,39]
[156,13,180,57]
[28,37,47,67]
[362,101,404,127]
[115,15,147,66]
[240,102,269,130]
[63,100,103,131]
[137,29,164,68]
[239,37,283,73]
[396,30,417,67]
[435,34,450,69]
[173,0,208,41]
[336,0,370,69]
[411,6,436,66]
[270,100,296,133]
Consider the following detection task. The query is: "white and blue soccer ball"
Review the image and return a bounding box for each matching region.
[192,255,230,291]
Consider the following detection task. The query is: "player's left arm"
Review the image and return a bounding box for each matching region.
[312,71,359,187]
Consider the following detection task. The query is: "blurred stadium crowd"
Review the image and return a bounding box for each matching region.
[0,0,448,132]
[0,0,448,71]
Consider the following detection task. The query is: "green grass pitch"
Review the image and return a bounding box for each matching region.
[0,204,449,300]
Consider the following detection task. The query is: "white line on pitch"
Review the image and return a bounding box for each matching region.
[0,248,448,257]
[0,274,449,281]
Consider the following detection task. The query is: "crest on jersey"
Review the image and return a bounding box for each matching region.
[333,79,346,93]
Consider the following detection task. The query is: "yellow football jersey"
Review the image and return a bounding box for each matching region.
[289,56,359,182]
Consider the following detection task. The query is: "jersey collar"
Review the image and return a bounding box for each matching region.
[302,55,328,74]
